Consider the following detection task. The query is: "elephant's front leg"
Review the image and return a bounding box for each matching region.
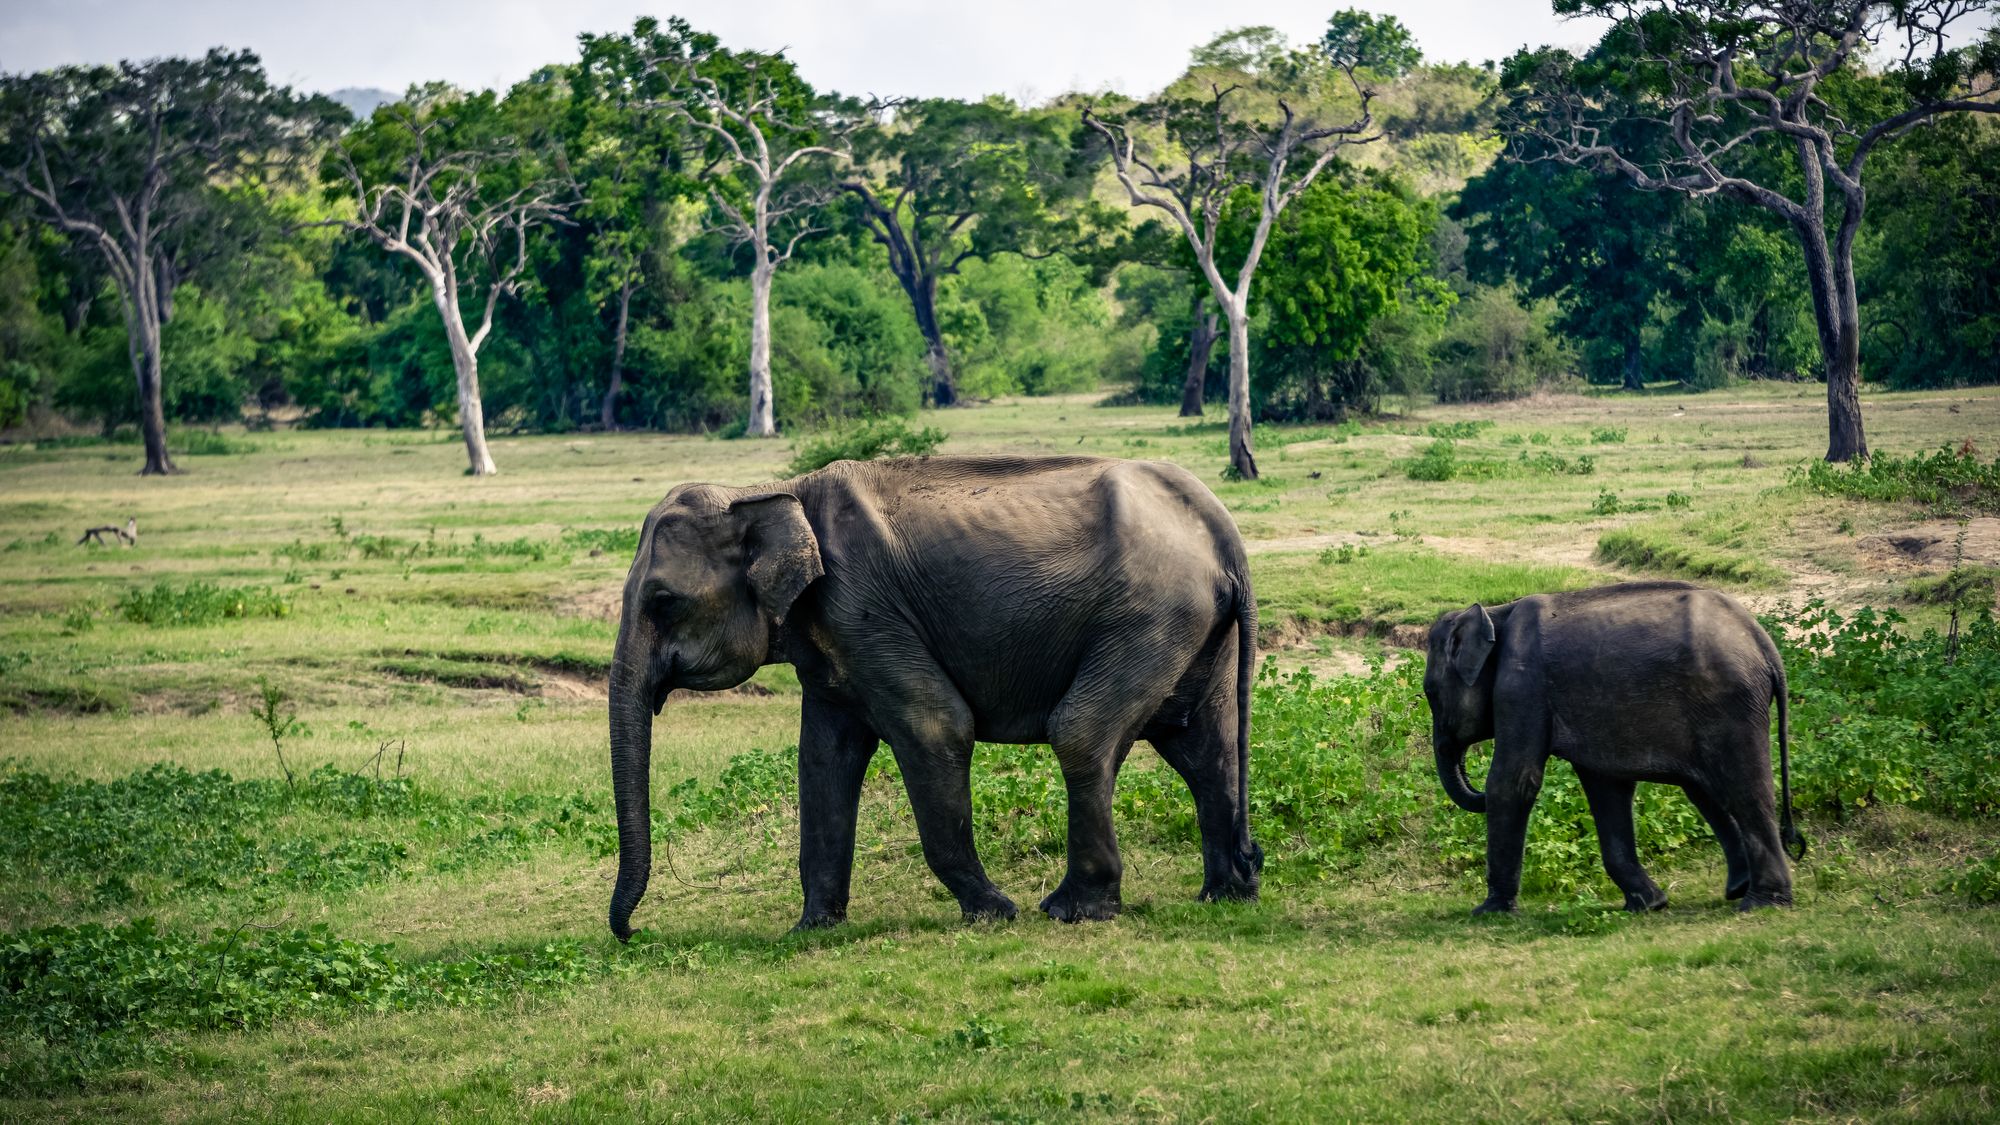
[794,693,880,931]
[1477,744,1548,915]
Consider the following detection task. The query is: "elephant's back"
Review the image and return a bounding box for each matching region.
[1526,583,1778,745]
[799,455,1244,734]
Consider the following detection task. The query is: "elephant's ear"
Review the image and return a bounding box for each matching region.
[1449,603,1496,687]
[731,493,823,625]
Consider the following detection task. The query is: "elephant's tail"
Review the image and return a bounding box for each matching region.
[1775,661,1807,861]
[1235,579,1262,873]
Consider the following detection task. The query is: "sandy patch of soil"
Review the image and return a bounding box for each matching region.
[562,586,623,623]
[1858,517,2000,572]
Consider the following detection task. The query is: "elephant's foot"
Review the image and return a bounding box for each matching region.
[1622,885,1669,913]
[1196,843,1262,903]
[1736,889,1793,912]
[1197,874,1259,903]
[791,909,846,933]
[1724,875,1750,901]
[959,887,1019,924]
[1040,880,1122,923]
[1471,896,1518,916]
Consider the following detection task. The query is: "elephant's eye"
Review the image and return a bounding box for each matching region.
[648,588,685,616]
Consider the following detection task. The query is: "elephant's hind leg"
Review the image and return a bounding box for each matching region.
[1040,643,1197,922]
[1711,753,1794,910]
[1040,737,1128,923]
[1148,652,1258,903]
[1682,781,1751,901]
[1577,768,1668,912]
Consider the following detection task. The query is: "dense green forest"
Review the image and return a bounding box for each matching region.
[2,6,1996,471]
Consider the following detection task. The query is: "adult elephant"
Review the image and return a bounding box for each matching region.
[1425,581,1805,915]
[608,455,1262,940]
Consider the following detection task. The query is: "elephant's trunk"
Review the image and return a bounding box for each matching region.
[1434,732,1487,814]
[608,613,660,942]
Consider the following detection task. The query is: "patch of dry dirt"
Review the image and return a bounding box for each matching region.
[561,586,622,623]
[1858,517,2000,573]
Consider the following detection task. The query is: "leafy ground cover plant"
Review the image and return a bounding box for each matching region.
[116,581,289,627]
[1794,444,2000,514]
[787,417,948,476]
[1764,602,2000,818]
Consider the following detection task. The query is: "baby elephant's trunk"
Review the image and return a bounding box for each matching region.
[1434,734,1487,814]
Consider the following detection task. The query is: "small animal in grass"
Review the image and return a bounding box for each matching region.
[1424,580,1805,916]
[76,517,137,547]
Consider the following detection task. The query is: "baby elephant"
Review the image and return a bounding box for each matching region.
[1424,581,1804,915]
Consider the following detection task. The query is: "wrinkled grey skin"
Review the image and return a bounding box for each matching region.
[609,455,1262,940]
[1424,581,1804,916]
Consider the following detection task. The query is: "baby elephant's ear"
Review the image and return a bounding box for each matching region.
[730,493,824,625]
[1449,603,1496,687]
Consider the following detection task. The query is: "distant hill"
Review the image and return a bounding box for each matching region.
[326,87,397,120]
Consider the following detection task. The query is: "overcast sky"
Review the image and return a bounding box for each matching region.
[2,1,1614,101]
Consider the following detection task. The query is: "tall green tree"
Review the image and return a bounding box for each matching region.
[1234,169,1447,417]
[0,50,343,473]
[1859,113,2000,388]
[571,29,701,430]
[1322,9,1424,79]
[842,97,1103,407]
[327,89,570,476]
[1457,151,1698,389]
[1506,0,2000,461]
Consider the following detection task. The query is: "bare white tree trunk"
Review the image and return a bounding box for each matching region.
[435,285,498,477]
[747,260,776,437]
[1223,302,1255,480]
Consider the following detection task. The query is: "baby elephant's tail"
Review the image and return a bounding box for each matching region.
[1774,663,1807,861]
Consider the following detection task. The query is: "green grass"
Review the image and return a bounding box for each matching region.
[1254,543,1601,634]
[2,384,1999,1119]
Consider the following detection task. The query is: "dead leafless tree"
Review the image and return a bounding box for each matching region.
[655,54,855,438]
[329,107,569,476]
[1085,69,1379,480]
[1506,0,2000,462]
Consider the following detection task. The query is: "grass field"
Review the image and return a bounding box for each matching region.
[2,383,1997,1121]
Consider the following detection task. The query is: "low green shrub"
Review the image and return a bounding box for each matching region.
[0,918,620,1091]
[1405,442,1594,482]
[1424,420,1493,440]
[172,429,257,456]
[1945,851,2000,904]
[787,418,947,476]
[1794,444,2000,514]
[1521,450,1595,475]
[1766,602,2000,818]
[1902,565,1998,609]
[1405,439,1460,481]
[116,581,289,627]
[561,527,641,556]
[0,760,609,906]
